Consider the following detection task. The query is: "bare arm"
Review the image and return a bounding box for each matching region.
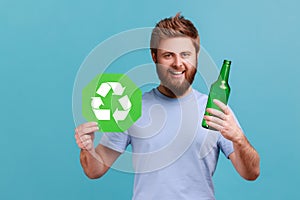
[75,122,121,179]
[203,99,260,180]
[228,133,260,180]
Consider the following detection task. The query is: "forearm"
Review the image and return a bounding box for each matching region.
[232,132,260,180]
[80,149,108,179]
[204,100,260,180]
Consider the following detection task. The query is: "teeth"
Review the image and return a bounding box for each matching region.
[170,71,184,75]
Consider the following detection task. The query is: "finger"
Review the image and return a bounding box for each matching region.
[82,140,93,150]
[75,130,95,147]
[78,143,85,149]
[78,126,99,136]
[76,122,98,132]
[78,141,85,149]
[213,99,231,115]
[76,137,92,150]
[75,132,79,140]
[206,120,223,132]
[82,126,98,134]
[75,137,85,149]
[83,121,98,127]
[80,135,92,142]
[206,108,226,120]
[204,115,224,127]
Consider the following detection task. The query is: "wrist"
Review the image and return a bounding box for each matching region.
[232,128,247,146]
[81,147,96,155]
[81,148,101,161]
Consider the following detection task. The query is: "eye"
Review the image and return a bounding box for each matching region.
[163,53,172,59]
[181,52,191,58]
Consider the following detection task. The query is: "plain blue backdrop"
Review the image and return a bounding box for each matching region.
[1,0,299,199]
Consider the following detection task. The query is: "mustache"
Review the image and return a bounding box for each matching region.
[155,64,197,97]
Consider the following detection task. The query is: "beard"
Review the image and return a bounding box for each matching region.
[156,64,197,97]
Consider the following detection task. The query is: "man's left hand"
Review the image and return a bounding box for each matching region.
[203,99,244,143]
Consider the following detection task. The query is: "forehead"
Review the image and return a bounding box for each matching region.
[156,37,195,53]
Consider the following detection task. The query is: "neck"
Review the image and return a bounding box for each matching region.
[157,85,192,98]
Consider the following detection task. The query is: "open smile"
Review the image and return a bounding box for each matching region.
[168,70,186,76]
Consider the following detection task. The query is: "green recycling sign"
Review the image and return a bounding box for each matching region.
[82,74,142,132]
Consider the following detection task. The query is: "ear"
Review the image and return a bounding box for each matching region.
[151,52,157,63]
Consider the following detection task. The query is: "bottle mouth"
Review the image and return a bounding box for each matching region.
[223,60,231,65]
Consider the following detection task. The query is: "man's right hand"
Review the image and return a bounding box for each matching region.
[75,122,121,179]
[75,122,99,151]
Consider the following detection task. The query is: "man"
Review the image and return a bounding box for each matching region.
[75,13,260,199]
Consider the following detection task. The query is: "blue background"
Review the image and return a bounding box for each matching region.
[1,0,299,199]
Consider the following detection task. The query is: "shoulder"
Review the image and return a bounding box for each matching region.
[142,88,156,99]
[191,88,208,103]
[141,89,156,103]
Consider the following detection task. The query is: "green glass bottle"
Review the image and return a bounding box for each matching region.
[202,60,231,130]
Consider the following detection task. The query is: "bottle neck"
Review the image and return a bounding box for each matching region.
[218,60,231,82]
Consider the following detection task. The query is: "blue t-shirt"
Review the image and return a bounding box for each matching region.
[100,88,235,200]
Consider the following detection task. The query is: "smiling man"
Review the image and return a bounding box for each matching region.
[75,13,260,199]
[153,37,197,97]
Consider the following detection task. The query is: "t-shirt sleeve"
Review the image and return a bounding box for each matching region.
[218,135,234,158]
[99,131,131,153]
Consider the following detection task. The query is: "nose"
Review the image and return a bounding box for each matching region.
[172,54,183,68]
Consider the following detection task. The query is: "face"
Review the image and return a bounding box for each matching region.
[152,37,198,98]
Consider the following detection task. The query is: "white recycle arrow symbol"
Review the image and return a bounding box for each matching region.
[92,82,131,123]
[91,97,110,120]
[118,95,131,110]
[107,82,126,95]
[91,97,103,108]
[113,95,132,122]
[96,82,125,97]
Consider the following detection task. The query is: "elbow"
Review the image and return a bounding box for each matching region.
[83,165,108,179]
[244,168,260,181]
[245,173,260,181]
[80,151,108,180]
[85,170,105,179]
[243,155,261,181]
[85,174,102,179]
